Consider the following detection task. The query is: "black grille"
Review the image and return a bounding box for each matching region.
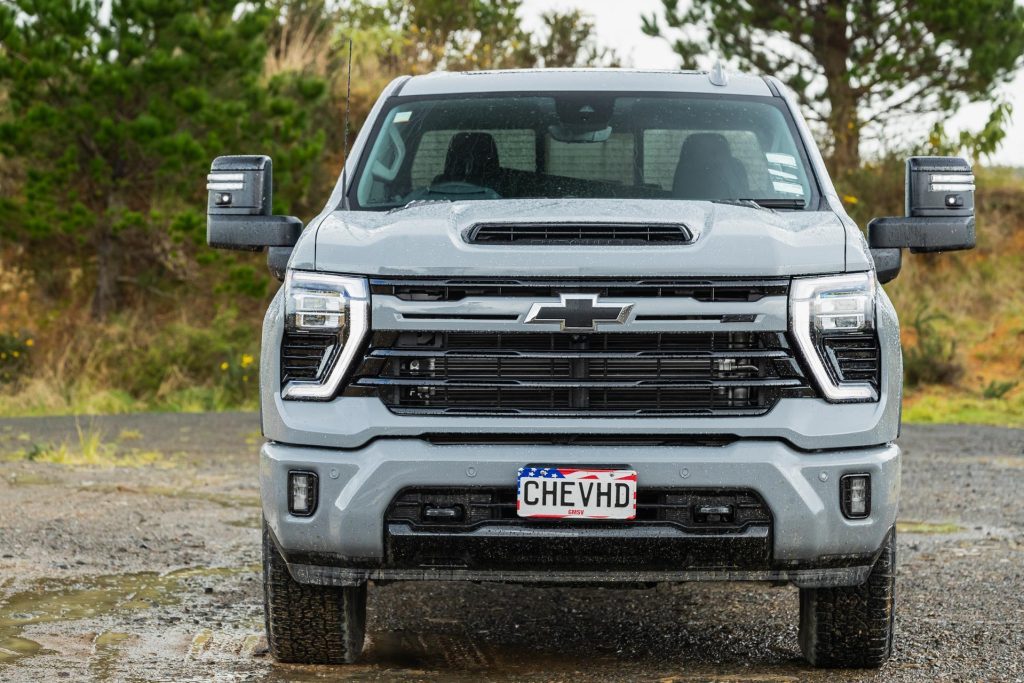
[386,487,771,533]
[349,331,813,416]
[372,279,786,303]
[422,434,738,447]
[822,334,881,385]
[281,333,336,383]
[466,222,693,245]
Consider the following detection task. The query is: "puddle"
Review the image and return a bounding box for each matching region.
[0,572,179,664]
[90,631,134,679]
[897,520,964,534]
[0,565,257,665]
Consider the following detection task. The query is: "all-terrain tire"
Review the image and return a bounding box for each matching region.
[263,522,367,664]
[798,530,896,668]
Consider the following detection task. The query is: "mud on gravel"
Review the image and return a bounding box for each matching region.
[0,414,1022,682]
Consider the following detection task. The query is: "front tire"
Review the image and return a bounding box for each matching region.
[798,531,896,668]
[263,522,367,664]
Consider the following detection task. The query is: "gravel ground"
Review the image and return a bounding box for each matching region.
[0,413,1021,682]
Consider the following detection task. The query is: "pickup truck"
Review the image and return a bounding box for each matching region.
[205,68,976,668]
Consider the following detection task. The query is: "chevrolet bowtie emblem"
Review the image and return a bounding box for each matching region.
[524,294,634,332]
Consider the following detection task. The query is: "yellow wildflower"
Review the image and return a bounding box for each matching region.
[240,353,255,368]
[220,361,229,371]
[25,339,34,347]
[11,351,19,358]
[842,194,859,205]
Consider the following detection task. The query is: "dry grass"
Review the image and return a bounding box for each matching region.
[6,420,170,468]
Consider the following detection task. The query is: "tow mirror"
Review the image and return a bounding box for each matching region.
[206,155,302,253]
[867,157,975,282]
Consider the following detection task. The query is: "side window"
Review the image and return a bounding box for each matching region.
[545,134,635,184]
[410,129,536,187]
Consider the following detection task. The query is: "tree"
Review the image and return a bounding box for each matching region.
[335,0,612,73]
[534,9,618,68]
[642,0,1024,174]
[0,0,327,318]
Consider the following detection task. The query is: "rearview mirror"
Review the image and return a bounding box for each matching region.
[867,157,976,260]
[206,155,302,251]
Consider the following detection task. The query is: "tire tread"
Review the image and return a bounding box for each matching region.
[262,523,366,664]
[798,530,896,668]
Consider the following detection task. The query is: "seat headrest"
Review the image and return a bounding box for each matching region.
[679,133,732,159]
[443,132,500,180]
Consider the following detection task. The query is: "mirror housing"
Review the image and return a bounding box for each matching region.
[867,156,975,256]
[870,247,902,284]
[206,155,302,251]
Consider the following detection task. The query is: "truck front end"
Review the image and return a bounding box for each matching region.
[207,68,977,667]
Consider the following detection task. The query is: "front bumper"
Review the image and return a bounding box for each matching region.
[262,438,899,588]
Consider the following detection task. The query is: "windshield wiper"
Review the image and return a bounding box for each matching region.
[387,198,452,213]
[708,198,807,212]
[741,198,807,210]
[708,199,773,212]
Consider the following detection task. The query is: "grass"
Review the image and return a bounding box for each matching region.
[0,384,258,418]
[5,420,172,468]
[903,388,1024,428]
[896,520,964,535]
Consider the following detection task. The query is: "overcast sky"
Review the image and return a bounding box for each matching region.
[520,0,1024,167]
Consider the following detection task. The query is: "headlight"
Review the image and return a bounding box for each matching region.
[282,271,369,400]
[791,272,878,402]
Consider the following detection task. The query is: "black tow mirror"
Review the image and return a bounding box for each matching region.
[206,155,302,252]
[867,157,976,263]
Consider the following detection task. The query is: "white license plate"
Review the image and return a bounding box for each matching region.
[516,467,637,520]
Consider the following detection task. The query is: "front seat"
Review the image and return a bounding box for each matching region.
[672,133,750,200]
[433,132,501,186]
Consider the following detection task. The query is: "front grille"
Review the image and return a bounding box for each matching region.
[422,434,739,446]
[349,331,813,416]
[822,333,880,386]
[466,222,693,245]
[372,279,786,303]
[386,487,771,533]
[281,333,336,383]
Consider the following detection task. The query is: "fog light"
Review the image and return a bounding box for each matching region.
[288,471,318,516]
[841,474,870,519]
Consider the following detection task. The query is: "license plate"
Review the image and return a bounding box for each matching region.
[516,467,637,520]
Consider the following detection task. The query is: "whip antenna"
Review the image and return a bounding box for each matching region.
[341,37,353,208]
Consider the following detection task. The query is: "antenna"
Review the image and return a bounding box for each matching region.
[341,37,353,208]
[708,58,728,87]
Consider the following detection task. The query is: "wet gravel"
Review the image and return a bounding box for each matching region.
[0,414,1022,681]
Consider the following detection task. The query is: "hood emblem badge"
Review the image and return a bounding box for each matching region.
[525,294,634,332]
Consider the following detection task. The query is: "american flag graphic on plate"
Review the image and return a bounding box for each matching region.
[516,467,638,520]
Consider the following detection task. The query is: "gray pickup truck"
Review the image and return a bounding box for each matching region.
[205,68,975,668]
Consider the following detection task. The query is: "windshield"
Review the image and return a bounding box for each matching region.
[351,93,817,210]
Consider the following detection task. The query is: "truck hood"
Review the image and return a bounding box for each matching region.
[309,199,847,277]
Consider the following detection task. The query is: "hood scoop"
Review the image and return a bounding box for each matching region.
[465,222,694,246]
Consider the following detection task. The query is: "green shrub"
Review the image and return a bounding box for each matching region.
[903,308,963,387]
[982,380,1017,400]
[0,332,33,385]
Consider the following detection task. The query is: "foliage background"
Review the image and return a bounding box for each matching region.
[0,0,1022,424]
